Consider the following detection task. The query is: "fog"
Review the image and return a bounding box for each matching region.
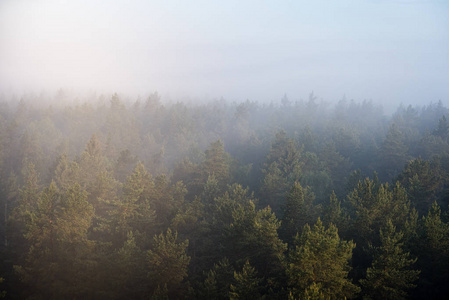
[1,0,448,111]
[3,2,449,298]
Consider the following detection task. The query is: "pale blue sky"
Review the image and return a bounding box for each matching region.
[0,0,448,109]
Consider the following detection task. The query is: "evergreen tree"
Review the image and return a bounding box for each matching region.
[147,228,190,298]
[107,162,155,246]
[114,149,138,182]
[52,153,80,192]
[413,202,449,298]
[361,220,420,300]
[77,134,109,192]
[196,258,235,300]
[112,232,148,299]
[322,191,350,238]
[280,181,317,244]
[230,260,261,300]
[8,163,39,252]
[14,182,97,299]
[396,158,446,214]
[379,124,409,180]
[202,140,231,192]
[287,218,359,299]
[204,184,287,295]
[0,171,18,247]
[433,115,448,140]
[151,175,187,231]
[348,179,410,250]
[261,130,302,211]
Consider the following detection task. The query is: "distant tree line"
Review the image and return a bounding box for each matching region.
[0,92,448,299]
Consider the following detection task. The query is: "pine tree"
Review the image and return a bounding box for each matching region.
[287,218,359,299]
[261,130,302,211]
[348,179,410,250]
[77,134,108,192]
[361,220,420,300]
[396,158,446,214]
[14,182,96,299]
[433,115,448,140]
[230,260,261,300]
[280,181,317,244]
[108,162,155,245]
[202,140,231,191]
[8,163,39,257]
[414,202,449,298]
[197,258,235,300]
[112,232,148,299]
[52,153,80,192]
[379,124,409,180]
[322,191,346,231]
[147,228,190,298]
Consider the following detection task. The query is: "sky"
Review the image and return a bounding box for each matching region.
[0,0,448,109]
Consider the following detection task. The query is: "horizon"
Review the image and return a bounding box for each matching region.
[1,0,448,112]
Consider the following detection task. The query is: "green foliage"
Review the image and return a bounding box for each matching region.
[412,202,449,298]
[2,95,449,299]
[147,228,190,297]
[151,284,169,300]
[287,218,360,299]
[107,162,155,245]
[223,188,286,277]
[230,260,261,300]
[348,179,411,248]
[379,124,409,180]
[199,184,287,295]
[361,220,420,300]
[78,134,110,190]
[422,202,449,258]
[280,181,318,244]
[53,153,81,192]
[396,158,446,214]
[433,115,448,140]
[261,130,303,211]
[14,182,97,299]
[322,191,349,235]
[111,232,148,299]
[203,140,231,191]
[197,258,235,300]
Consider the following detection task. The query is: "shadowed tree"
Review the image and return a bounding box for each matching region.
[196,258,235,300]
[433,115,448,140]
[261,130,302,212]
[147,228,190,299]
[280,181,318,244]
[361,220,420,300]
[230,260,261,300]
[412,202,449,299]
[396,158,446,214]
[379,124,409,180]
[347,179,411,251]
[202,140,231,192]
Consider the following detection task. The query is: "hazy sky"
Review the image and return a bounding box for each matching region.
[1,0,448,108]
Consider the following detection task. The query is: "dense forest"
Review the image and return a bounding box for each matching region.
[0,92,448,299]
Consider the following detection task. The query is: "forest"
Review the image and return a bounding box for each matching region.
[0,92,448,299]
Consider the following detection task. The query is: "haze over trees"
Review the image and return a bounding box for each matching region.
[0,92,449,299]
